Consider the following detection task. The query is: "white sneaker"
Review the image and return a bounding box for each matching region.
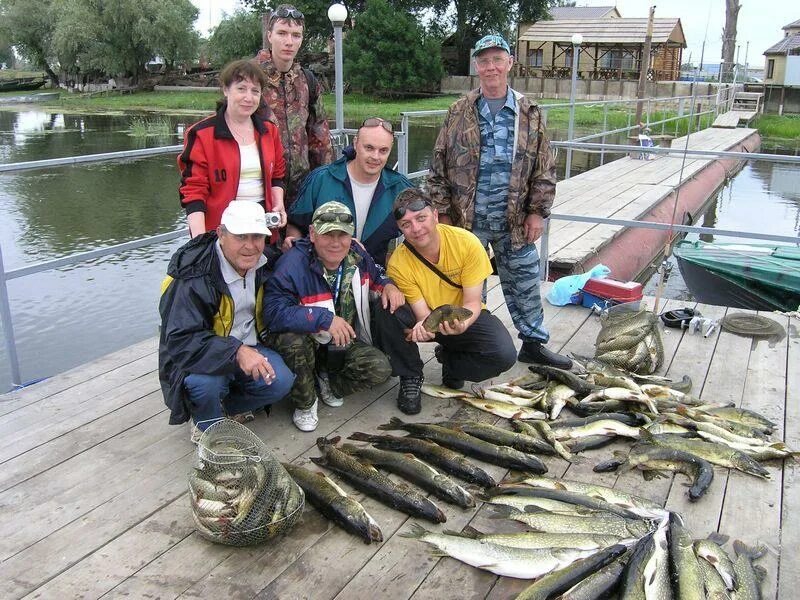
[292,400,319,432]
[315,371,344,407]
[189,423,203,444]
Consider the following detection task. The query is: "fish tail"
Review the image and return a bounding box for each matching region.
[707,531,729,546]
[733,539,766,560]
[377,417,405,430]
[398,522,429,539]
[309,456,327,467]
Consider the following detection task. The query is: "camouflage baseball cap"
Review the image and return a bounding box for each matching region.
[312,201,355,236]
[472,34,511,57]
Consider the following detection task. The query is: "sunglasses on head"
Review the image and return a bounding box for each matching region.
[361,117,393,133]
[314,212,354,224]
[271,6,304,22]
[393,198,431,220]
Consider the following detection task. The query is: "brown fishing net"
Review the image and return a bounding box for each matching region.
[189,419,304,546]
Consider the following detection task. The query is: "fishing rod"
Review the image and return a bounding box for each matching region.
[651,2,715,314]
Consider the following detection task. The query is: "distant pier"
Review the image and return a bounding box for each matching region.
[547,126,761,281]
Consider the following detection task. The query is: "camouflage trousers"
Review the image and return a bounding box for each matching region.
[265,332,392,410]
[473,226,550,344]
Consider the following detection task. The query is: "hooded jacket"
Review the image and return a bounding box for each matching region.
[263,237,390,345]
[158,232,281,424]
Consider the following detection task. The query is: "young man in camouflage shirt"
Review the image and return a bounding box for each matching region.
[260,4,333,207]
[427,34,571,369]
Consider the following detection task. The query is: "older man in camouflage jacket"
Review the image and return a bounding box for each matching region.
[260,4,333,207]
[427,34,570,369]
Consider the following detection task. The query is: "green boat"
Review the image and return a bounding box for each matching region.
[674,240,800,312]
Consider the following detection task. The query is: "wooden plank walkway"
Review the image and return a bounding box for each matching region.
[549,126,759,276]
[712,110,758,128]
[0,281,796,599]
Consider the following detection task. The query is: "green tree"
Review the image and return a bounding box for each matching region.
[206,10,263,67]
[343,0,442,96]
[0,0,59,84]
[52,0,199,81]
[2,0,199,83]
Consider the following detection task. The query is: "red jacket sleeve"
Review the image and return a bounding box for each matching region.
[270,122,286,185]
[178,123,211,215]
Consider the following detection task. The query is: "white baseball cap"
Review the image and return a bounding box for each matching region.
[220,202,269,235]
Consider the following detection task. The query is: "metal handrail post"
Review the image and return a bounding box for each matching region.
[565,40,581,179]
[540,218,551,281]
[398,113,409,175]
[0,243,22,388]
[600,103,608,166]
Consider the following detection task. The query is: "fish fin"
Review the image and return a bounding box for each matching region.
[754,565,767,582]
[458,525,483,539]
[309,456,327,466]
[487,505,518,519]
[523,505,547,514]
[733,539,767,560]
[397,523,429,539]
[315,437,329,449]
[377,417,405,430]
[347,432,374,442]
[329,435,341,445]
[707,531,729,545]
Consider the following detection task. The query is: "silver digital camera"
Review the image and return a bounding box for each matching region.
[264,212,281,228]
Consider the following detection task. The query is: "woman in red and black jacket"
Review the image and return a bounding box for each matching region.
[178,59,287,243]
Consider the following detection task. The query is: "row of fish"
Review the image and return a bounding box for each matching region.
[400,475,767,599]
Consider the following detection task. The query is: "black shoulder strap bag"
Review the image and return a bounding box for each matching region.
[402,240,462,289]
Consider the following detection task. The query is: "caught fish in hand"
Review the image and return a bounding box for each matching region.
[422,305,473,332]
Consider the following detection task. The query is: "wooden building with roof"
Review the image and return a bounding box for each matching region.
[762,18,800,113]
[515,17,686,82]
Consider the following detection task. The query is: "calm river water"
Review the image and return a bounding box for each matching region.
[0,108,798,391]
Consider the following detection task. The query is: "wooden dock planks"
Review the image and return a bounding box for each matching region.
[0,286,795,600]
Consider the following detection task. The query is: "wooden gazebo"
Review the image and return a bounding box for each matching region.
[516,18,686,81]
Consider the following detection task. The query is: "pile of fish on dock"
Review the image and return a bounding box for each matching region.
[280,332,791,596]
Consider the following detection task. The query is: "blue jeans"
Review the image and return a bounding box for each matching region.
[183,344,294,430]
[473,225,549,344]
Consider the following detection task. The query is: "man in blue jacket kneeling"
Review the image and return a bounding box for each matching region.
[263,202,407,432]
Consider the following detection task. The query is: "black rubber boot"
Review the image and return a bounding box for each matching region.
[517,342,572,369]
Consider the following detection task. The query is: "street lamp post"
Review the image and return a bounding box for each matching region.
[327,3,348,133]
[565,33,582,179]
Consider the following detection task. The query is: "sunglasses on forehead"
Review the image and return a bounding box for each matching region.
[314,212,354,224]
[272,6,304,21]
[393,198,432,220]
[361,117,393,133]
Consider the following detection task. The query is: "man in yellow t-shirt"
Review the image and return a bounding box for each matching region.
[380,189,516,414]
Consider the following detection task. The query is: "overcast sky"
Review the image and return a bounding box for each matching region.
[191,0,794,69]
[580,0,795,69]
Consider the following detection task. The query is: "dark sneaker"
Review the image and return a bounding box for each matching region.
[518,342,572,369]
[397,376,424,415]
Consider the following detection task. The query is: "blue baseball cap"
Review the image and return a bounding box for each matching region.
[472,34,511,57]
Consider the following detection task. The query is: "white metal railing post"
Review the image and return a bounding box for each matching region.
[540,218,551,282]
[0,243,22,388]
[398,113,409,175]
[600,103,608,166]
[564,35,582,179]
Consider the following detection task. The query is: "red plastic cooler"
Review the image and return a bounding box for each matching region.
[581,278,643,308]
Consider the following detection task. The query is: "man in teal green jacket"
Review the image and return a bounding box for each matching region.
[285,118,413,266]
